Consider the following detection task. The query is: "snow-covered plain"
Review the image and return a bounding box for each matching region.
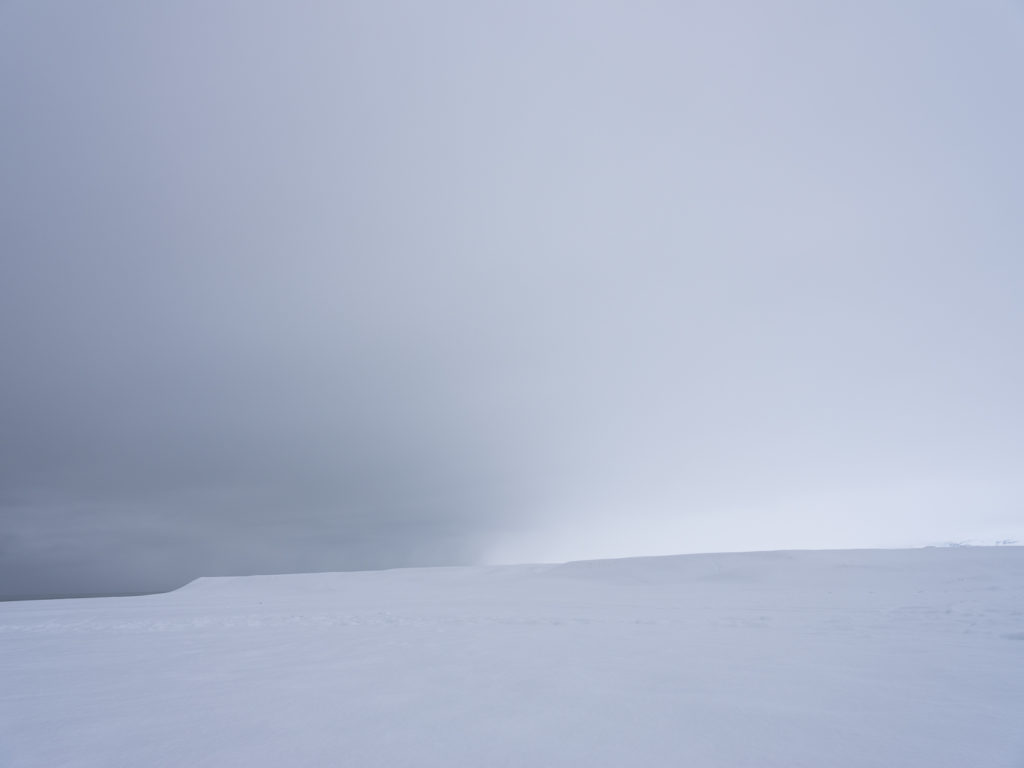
[2,547,1023,767]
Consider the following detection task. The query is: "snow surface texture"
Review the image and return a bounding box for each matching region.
[2,547,1023,767]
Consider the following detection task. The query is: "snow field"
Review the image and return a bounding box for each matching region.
[2,547,1023,767]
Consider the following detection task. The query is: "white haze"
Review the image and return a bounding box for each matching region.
[1,2,1023,595]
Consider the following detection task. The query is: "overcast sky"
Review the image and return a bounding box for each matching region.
[2,1,1023,598]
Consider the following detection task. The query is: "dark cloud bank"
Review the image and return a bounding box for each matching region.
[2,2,1023,598]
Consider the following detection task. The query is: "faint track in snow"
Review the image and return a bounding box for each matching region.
[0,610,668,635]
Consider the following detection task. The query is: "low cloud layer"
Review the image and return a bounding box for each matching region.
[2,2,1023,597]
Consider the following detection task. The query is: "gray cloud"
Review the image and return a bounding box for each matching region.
[2,1,1023,597]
